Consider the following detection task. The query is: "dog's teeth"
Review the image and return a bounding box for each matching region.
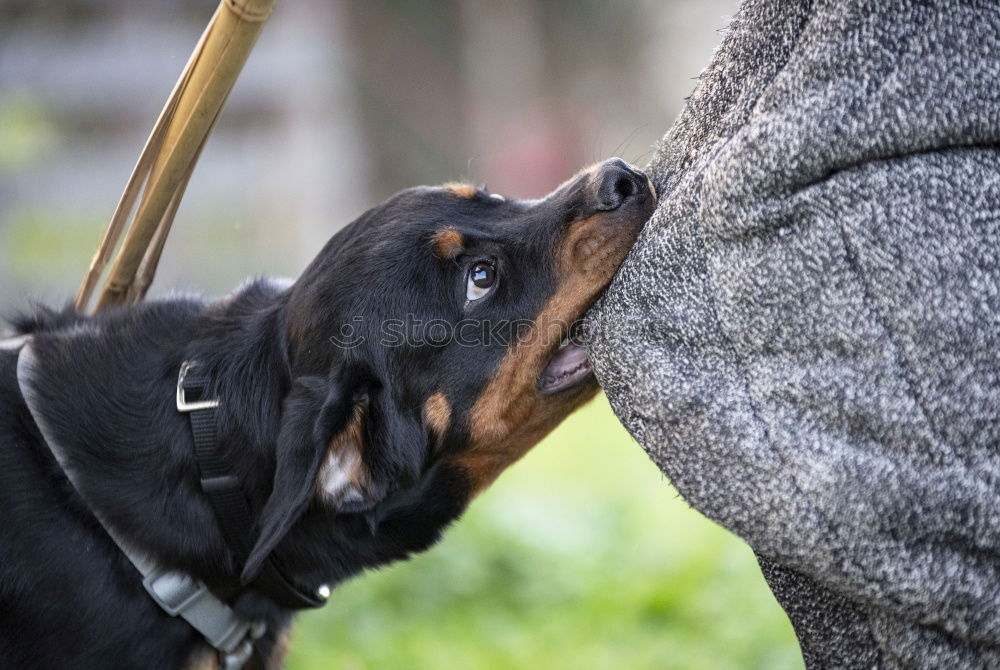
[559,336,571,350]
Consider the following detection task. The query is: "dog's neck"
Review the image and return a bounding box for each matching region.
[186,283,295,495]
[182,282,420,594]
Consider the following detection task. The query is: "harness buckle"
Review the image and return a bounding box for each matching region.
[221,641,254,670]
[143,568,210,617]
[220,622,267,670]
[143,568,266,657]
[177,360,220,412]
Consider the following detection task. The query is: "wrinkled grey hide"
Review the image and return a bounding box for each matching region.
[588,1,1000,667]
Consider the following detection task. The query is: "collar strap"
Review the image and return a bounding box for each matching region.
[179,361,329,610]
[15,344,262,669]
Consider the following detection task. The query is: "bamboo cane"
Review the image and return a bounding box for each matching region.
[75,0,274,313]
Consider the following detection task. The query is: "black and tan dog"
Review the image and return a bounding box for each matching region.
[0,158,654,669]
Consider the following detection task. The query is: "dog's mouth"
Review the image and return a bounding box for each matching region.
[538,322,594,395]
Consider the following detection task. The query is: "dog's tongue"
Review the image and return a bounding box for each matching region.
[538,339,593,395]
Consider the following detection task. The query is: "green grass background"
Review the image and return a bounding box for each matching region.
[287,395,803,670]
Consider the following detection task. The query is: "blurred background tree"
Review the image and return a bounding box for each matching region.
[0,1,803,668]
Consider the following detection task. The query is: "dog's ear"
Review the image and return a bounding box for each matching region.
[242,371,360,581]
[359,380,427,506]
[312,377,426,514]
[242,371,428,581]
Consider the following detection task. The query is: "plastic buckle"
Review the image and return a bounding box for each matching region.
[220,623,267,670]
[176,361,220,412]
[221,641,253,670]
[143,568,210,617]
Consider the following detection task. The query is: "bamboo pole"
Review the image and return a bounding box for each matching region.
[75,0,274,313]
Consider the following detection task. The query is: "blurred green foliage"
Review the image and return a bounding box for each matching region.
[287,396,802,670]
[2,207,96,285]
[0,92,57,173]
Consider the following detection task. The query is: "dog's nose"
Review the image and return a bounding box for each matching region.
[593,157,651,211]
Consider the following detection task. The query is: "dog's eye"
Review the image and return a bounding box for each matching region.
[466,261,497,301]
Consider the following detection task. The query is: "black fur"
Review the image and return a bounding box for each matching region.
[0,159,654,669]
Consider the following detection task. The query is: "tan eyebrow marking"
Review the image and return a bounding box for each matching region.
[431,228,465,260]
[443,182,478,198]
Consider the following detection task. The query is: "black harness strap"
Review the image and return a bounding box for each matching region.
[180,363,325,610]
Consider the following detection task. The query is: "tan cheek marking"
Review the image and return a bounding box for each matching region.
[432,228,465,260]
[316,405,370,504]
[449,213,636,495]
[424,392,451,437]
[456,384,599,496]
[443,182,478,198]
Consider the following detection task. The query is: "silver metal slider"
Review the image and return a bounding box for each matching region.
[176,360,220,412]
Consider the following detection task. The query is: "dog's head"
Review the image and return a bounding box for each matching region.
[243,158,655,580]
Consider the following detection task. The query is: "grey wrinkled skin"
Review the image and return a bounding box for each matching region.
[588,1,1000,667]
